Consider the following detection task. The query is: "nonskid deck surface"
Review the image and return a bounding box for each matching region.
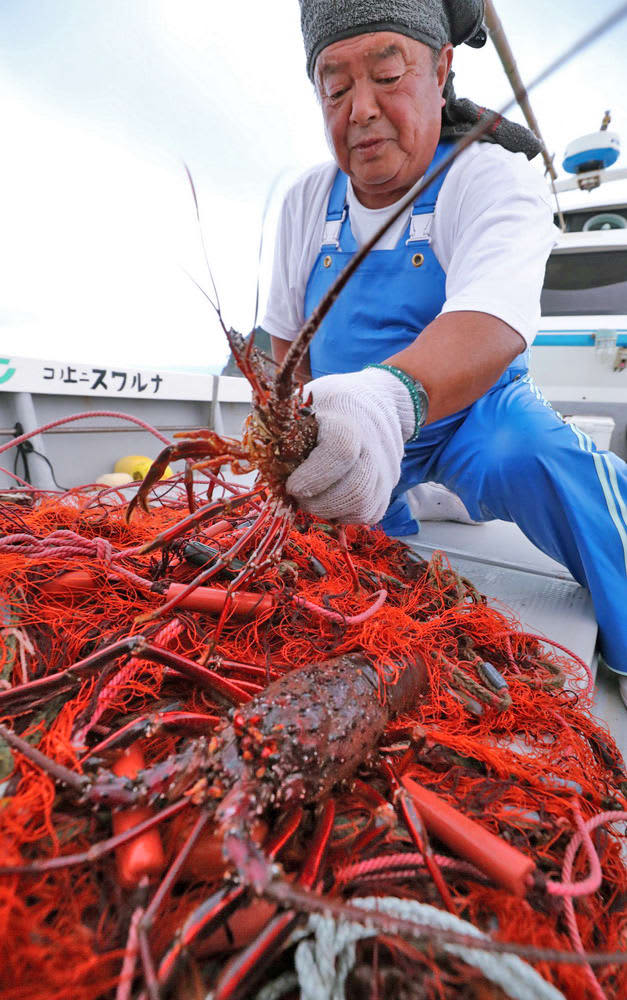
[404,518,626,766]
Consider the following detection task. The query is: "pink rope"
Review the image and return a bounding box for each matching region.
[546,804,604,899]
[293,589,388,625]
[0,529,151,590]
[336,851,485,884]
[116,902,145,1000]
[547,804,627,1000]
[0,410,171,461]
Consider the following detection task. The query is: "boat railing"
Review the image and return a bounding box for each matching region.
[0,355,254,490]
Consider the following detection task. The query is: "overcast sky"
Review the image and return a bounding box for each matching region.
[1,0,626,372]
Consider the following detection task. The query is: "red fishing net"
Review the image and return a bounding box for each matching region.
[0,482,625,1000]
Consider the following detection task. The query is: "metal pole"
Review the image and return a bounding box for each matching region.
[484,1,567,229]
[484,0,557,181]
[553,165,627,193]
[14,393,57,491]
[209,374,225,435]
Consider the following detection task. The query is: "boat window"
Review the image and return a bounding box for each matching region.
[541,250,627,315]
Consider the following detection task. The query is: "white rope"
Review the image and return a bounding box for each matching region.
[264,896,565,1000]
[254,971,299,1000]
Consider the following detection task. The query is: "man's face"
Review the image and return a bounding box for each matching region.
[315,32,453,209]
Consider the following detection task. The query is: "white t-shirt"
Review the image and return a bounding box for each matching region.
[261,142,558,349]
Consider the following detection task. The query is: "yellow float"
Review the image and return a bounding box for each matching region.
[114,455,174,482]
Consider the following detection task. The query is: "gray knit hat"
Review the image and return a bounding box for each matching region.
[300,0,486,80]
[299,0,542,160]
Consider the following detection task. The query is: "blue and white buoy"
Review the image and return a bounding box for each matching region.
[563,130,621,175]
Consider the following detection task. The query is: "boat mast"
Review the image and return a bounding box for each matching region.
[484,1,565,227]
[484,0,557,182]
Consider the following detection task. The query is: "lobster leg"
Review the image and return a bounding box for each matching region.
[396,788,457,914]
[0,799,189,876]
[79,711,220,763]
[184,460,196,514]
[341,780,397,856]
[150,808,304,997]
[343,817,391,856]
[0,721,87,792]
[0,635,145,714]
[133,644,251,706]
[213,799,336,1000]
[147,812,210,922]
[212,909,296,1000]
[383,761,457,915]
[136,501,275,626]
[139,929,160,1000]
[6,637,247,734]
[137,811,210,1000]
[207,658,283,682]
[116,903,145,1000]
[196,467,257,500]
[209,505,292,648]
[127,437,249,518]
[3,638,250,721]
[151,885,249,999]
[140,810,209,929]
[137,488,263,555]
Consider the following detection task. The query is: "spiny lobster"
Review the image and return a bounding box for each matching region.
[122,152,459,640]
[0,649,428,1000]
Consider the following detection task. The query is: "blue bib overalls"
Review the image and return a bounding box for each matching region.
[304,142,627,675]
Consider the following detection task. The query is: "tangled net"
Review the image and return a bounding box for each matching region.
[0,469,625,1000]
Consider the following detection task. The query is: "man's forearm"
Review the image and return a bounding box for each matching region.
[272,313,524,426]
[270,334,312,382]
[384,311,526,425]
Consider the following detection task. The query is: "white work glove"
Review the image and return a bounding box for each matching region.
[286,367,416,524]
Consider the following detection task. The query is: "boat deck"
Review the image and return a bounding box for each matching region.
[403,518,626,765]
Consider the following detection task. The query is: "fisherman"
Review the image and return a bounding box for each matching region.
[261,0,627,705]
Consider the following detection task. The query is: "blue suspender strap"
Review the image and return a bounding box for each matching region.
[320,170,348,250]
[407,141,454,245]
[322,142,453,249]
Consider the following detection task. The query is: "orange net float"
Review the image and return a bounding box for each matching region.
[165,812,269,882]
[111,742,165,889]
[40,570,98,596]
[41,572,275,617]
[400,775,535,897]
[163,581,274,617]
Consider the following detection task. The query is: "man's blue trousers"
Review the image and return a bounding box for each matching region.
[389,372,627,675]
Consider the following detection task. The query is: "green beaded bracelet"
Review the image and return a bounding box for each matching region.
[364,363,429,442]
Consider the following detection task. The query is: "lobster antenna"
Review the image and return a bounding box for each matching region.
[252,170,289,334]
[276,1,627,394]
[184,162,223,319]
[182,267,229,337]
